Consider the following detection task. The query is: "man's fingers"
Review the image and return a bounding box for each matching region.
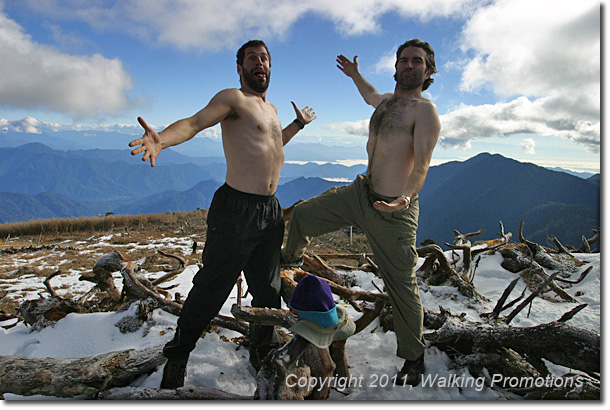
[129,138,143,148]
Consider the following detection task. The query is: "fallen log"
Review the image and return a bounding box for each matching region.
[0,345,165,398]
[427,318,600,375]
[99,385,252,400]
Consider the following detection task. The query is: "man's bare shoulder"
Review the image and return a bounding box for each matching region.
[414,97,439,116]
[213,88,245,102]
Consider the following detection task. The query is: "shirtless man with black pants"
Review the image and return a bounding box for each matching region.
[282,38,441,386]
[130,39,316,388]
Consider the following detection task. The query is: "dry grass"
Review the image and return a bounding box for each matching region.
[0,210,209,239]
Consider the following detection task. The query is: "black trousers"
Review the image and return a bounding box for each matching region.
[163,183,284,358]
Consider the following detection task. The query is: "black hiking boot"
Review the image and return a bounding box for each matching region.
[396,353,425,387]
[160,356,189,389]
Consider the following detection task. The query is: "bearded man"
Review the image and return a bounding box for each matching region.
[281,38,441,386]
[130,39,316,388]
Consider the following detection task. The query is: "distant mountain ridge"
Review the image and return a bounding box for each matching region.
[418,153,599,247]
[0,144,599,249]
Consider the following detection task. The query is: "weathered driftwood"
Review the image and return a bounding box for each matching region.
[0,345,165,398]
[416,244,487,302]
[149,250,187,286]
[18,296,87,330]
[290,269,388,304]
[79,250,123,300]
[578,229,600,253]
[120,262,183,316]
[517,221,586,274]
[255,334,336,400]
[99,385,252,400]
[302,254,357,287]
[500,248,578,303]
[427,317,600,376]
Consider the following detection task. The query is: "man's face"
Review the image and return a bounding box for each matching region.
[239,46,271,93]
[394,47,431,91]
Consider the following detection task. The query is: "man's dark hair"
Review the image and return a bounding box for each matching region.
[236,40,271,66]
[395,38,437,91]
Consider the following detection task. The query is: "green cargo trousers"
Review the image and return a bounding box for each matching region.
[283,174,426,361]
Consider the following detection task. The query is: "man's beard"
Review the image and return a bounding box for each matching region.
[394,70,425,91]
[243,68,270,93]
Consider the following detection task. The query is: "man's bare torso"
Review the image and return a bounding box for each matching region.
[367,96,426,197]
[221,89,284,196]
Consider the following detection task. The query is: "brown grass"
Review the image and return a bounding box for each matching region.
[0,210,209,239]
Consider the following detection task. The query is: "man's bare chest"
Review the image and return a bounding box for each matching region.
[369,98,418,138]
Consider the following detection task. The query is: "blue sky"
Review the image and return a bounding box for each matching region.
[0,0,601,173]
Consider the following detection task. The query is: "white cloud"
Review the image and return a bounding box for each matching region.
[440,97,599,153]
[521,138,536,155]
[21,0,481,51]
[453,0,600,151]
[328,119,370,137]
[0,7,134,119]
[372,49,397,75]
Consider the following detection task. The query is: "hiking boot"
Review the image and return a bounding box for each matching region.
[160,356,189,389]
[396,353,425,387]
[280,249,303,269]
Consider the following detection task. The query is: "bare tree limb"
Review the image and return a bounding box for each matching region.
[43,269,62,298]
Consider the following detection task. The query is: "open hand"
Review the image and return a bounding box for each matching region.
[291,102,317,125]
[336,55,359,78]
[129,117,162,167]
[373,197,410,212]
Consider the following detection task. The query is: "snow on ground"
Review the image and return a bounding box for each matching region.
[0,233,601,402]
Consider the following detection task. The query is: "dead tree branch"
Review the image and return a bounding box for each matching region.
[150,250,186,286]
[43,269,62,298]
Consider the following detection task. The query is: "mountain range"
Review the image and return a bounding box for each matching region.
[0,143,600,249]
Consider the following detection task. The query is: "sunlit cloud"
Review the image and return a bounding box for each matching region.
[0,7,135,119]
[327,119,369,137]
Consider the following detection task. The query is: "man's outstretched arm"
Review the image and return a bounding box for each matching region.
[129,90,234,167]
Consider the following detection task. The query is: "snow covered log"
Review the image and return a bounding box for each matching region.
[427,317,600,375]
[0,345,165,398]
[98,385,252,400]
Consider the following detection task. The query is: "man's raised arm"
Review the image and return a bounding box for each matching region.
[336,55,388,108]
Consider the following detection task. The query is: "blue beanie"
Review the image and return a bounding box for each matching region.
[289,275,338,328]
